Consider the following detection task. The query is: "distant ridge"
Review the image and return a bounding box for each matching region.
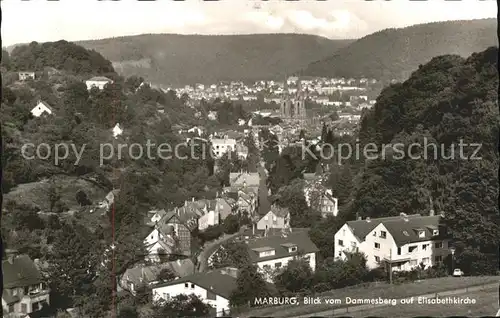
[75,33,353,86]
[302,18,498,81]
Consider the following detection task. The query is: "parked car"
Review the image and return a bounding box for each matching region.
[453,268,464,277]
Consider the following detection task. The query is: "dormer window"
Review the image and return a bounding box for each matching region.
[253,247,275,258]
[433,229,439,236]
[403,231,409,236]
[280,243,298,253]
[418,231,425,238]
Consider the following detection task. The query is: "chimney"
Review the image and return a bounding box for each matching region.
[5,249,18,264]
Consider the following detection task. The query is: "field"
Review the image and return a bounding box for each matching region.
[341,287,498,317]
[241,276,499,318]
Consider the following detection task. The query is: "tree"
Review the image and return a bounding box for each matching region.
[223,214,240,234]
[210,241,250,269]
[157,268,176,282]
[230,264,271,309]
[274,258,314,294]
[154,294,212,318]
[118,305,139,318]
[75,189,92,206]
[48,178,62,212]
[329,164,353,205]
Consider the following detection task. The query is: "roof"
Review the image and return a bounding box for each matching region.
[123,259,195,286]
[87,76,112,82]
[382,215,447,246]
[3,255,42,289]
[269,205,290,218]
[303,173,317,181]
[346,214,422,241]
[152,270,237,299]
[246,231,319,263]
[229,172,260,187]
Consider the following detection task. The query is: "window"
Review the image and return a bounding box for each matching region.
[410,260,417,266]
[409,245,417,253]
[191,283,195,289]
[422,244,428,251]
[433,229,439,236]
[184,283,189,288]
[338,251,342,257]
[380,231,387,239]
[397,247,401,255]
[375,256,380,262]
[435,256,443,263]
[374,243,380,249]
[422,257,430,265]
[435,242,443,249]
[338,240,344,247]
[373,231,377,236]
[275,262,282,269]
[289,246,297,253]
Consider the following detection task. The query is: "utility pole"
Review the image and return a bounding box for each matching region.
[389,248,393,285]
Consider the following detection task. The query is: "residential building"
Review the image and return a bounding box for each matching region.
[246,231,319,282]
[2,250,50,317]
[144,209,198,260]
[334,213,450,271]
[120,259,195,295]
[151,269,238,317]
[256,205,290,231]
[235,143,249,159]
[30,100,53,118]
[85,76,113,90]
[211,137,237,158]
[112,123,123,139]
[318,190,338,218]
[18,71,35,81]
[229,172,260,188]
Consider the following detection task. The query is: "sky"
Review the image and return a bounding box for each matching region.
[2,0,497,47]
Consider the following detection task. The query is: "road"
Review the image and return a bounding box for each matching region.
[196,225,247,273]
[285,282,499,318]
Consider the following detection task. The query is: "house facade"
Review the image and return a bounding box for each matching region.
[334,213,451,271]
[18,72,35,81]
[246,231,319,282]
[256,205,290,231]
[151,269,237,317]
[30,101,53,118]
[211,137,236,158]
[85,76,113,90]
[2,251,50,317]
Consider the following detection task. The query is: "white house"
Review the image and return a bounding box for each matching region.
[85,76,113,91]
[151,269,238,317]
[256,205,290,231]
[18,71,35,81]
[31,101,53,117]
[246,231,319,282]
[334,213,451,271]
[208,111,218,121]
[211,137,237,158]
[112,123,123,139]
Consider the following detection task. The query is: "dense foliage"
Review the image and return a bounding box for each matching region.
[352,46,499,270]
[7,41,116,75]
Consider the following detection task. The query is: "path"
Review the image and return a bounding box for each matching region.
[196,225,247,273]
[286,282,499,318]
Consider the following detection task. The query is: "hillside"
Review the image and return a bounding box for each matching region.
[76,34,353,86]
[353,46,498,261]
[303,19,497,81]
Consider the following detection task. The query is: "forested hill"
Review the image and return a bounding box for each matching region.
[76,34,353,86]
[3,40,116,76]
[303,19,497,81]
[352,46,499,267]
